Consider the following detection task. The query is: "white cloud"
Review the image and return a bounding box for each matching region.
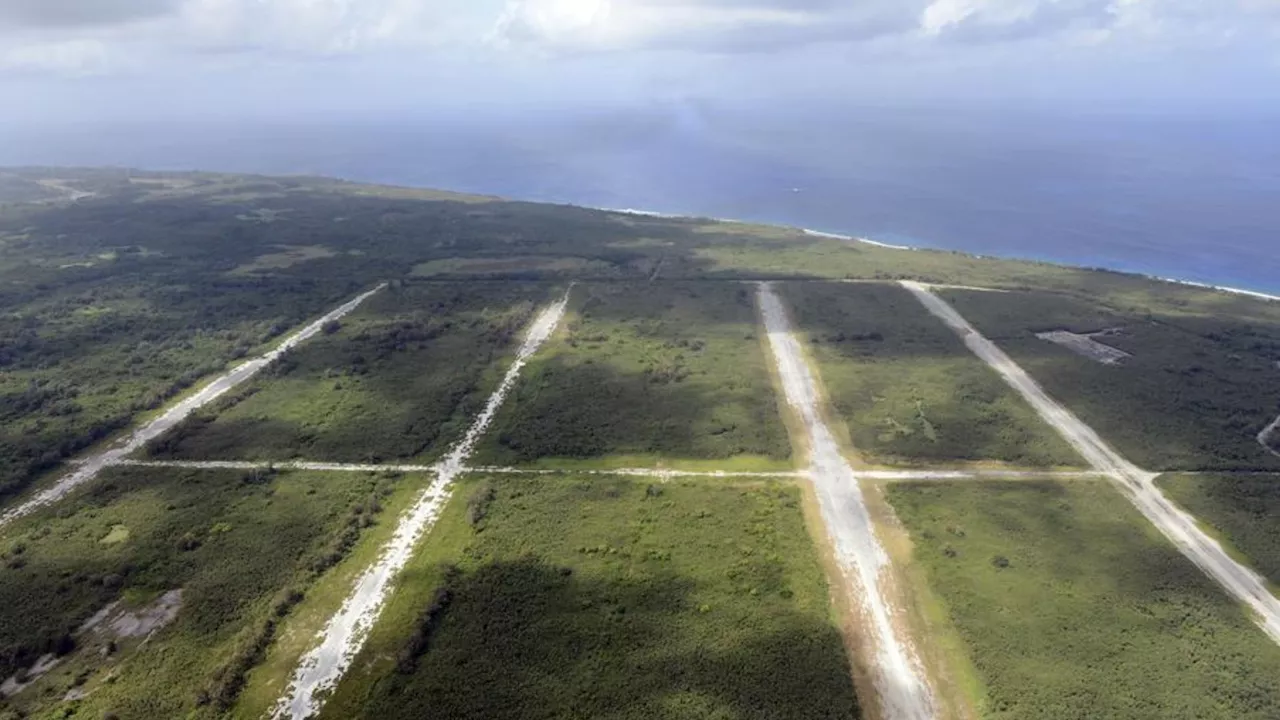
[0,38,115,74]
[493,0,1280,54]
[3,0,1280,79]
[492,0,927,52]
[176,0,444,54]
[0,0,465,76]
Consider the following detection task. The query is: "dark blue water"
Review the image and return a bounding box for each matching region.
[3,104,1278,294]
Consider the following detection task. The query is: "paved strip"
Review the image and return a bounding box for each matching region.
[902,280,1280,644]
[115,459,440,474]
[859,470,1100,481]
[1259,414,1280,460]
[466,466,809,479]
[758,282,936,720]
[97,459,1101,483]
[273,287,572,720]
[0,284,388,528]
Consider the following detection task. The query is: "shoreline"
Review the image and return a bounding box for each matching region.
[604,208,1280,303]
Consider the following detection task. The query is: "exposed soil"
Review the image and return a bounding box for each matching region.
[1035,328,1131,365]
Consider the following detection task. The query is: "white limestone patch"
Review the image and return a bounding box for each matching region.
[1035,328,1131,365]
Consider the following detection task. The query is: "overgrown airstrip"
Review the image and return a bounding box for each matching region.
[3,169,1280,720]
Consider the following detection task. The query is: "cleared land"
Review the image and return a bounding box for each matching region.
[147,282,551,465]
[476,282,792,470]
[1160,473,1280,587]
[888,479,1280,720]
[781,282,1081,468]
[314,475,859,720]
[0,465,406,720]
[937,288,1280,471]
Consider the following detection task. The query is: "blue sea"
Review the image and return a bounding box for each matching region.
[3,103,1278,294]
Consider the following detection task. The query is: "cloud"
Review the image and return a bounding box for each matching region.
[492,0,928,53]
[920,0,1116,43]
[0,38,115,74]
[176,0,442,54]
[0,0,179,29]
[0,0,464,75]
[493,0,1280,54]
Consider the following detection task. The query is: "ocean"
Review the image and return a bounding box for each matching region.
[3,103,1277,294]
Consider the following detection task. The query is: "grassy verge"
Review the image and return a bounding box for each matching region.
[147,281,553,464]
[940,288,1280,471]
[1158,473,1280,590]
[317,475,858,720]
[781,282,1081,468]
[475,282,794,469]
[0,466,395,719]
[886,478,1280,720]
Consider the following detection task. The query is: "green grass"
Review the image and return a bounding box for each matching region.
[147,281,553,464]
[782,282,1081,467]
[940,289,1280,471]
[887,478,1280,720]
[475,282,793,468]
[1159,473,1280,588]
[0,466,398,719]
[316,475,858,720]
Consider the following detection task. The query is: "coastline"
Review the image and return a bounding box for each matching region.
[604,208,1280,303]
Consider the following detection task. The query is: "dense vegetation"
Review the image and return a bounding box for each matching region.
[0,466,400,719]
[782,282,1082,467]
[1160,473,1280,587]
[887,479,1280,720]
[6,167,1276,499]
[147,281,551,463]
[941,289,1280,471]
[8,168,1280,720]
[477,282,793,469]
[317,475,859,720]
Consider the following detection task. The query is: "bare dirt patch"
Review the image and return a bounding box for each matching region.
[1035,328,1131,365]
[109,590,184,639]
[0,590,184,699]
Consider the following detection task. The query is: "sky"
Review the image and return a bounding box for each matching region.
[1,0,1279,124]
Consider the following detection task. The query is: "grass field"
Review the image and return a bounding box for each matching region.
[940,289,1280,471]
[146,281,553,464]
[0,466,399,719]
[315,475,859,720]
[1159,473,1280,588]
[886,478,1280,720]
[781,282,1081,467]
[475,282,793,469]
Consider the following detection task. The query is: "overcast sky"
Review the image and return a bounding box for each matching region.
[2,0,1278,123]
